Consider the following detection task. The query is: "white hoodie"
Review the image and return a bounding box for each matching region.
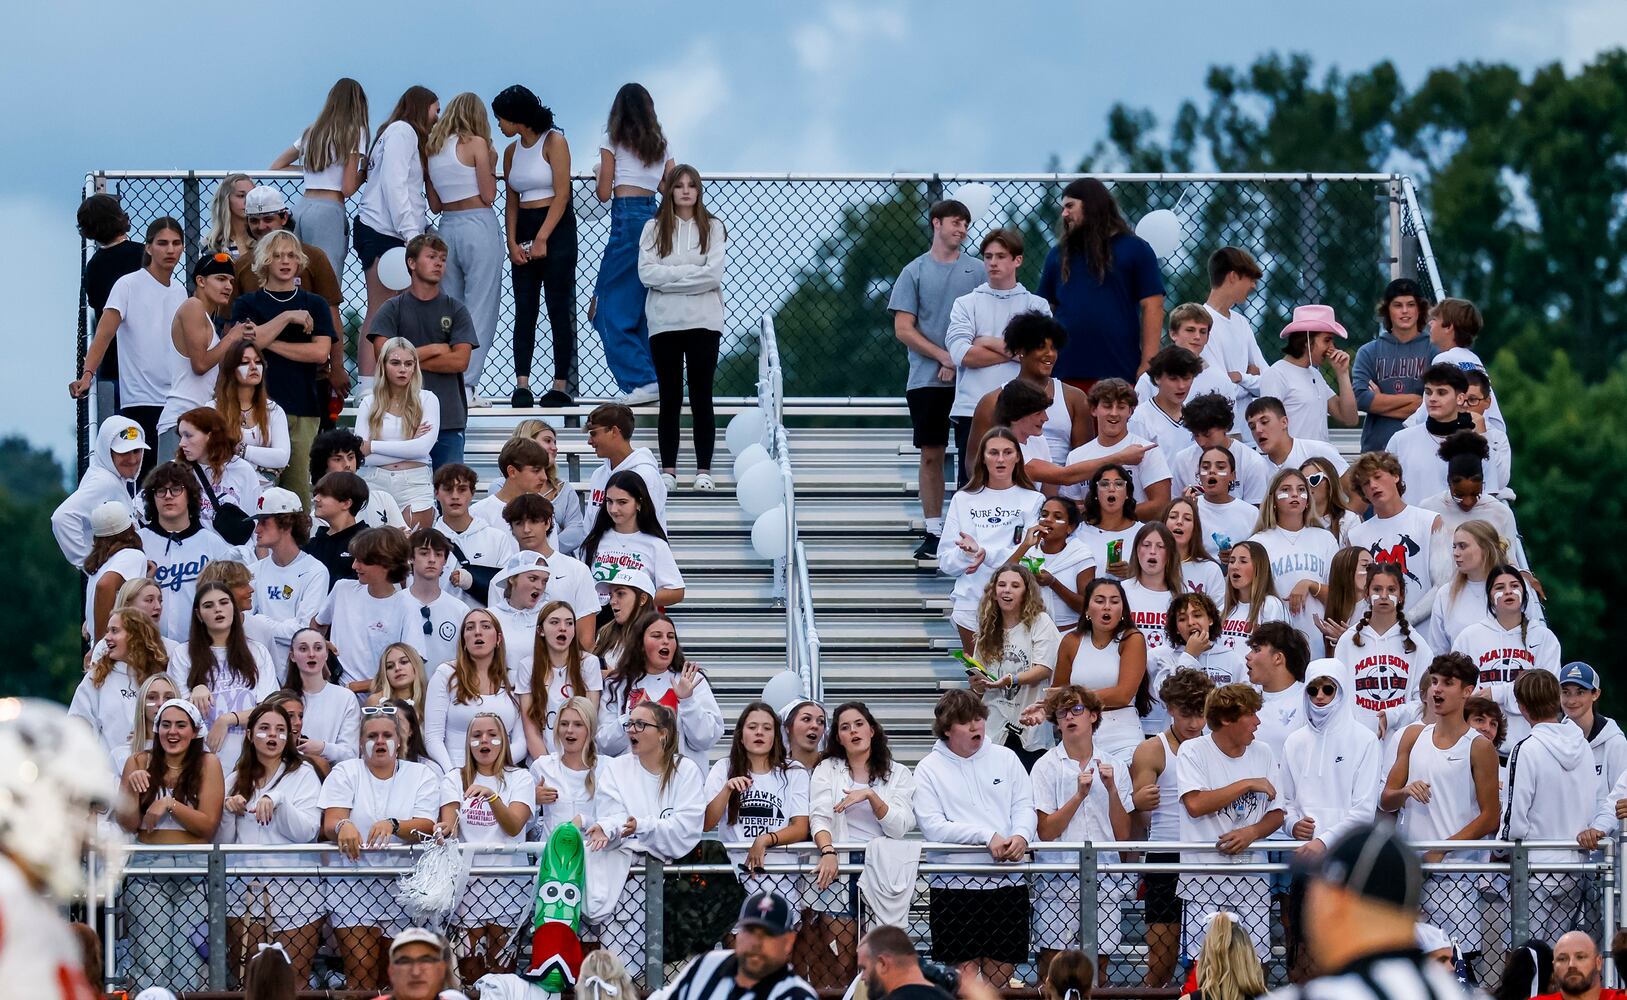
[1334,618,1435,734]
[583,447,668,543]
[1503,720,1597,862]
[1280,659,1381,850]
[913,737,1036,889]
[944,282,1051,418]
[52,415,145,567]
[1452,616,1561,745]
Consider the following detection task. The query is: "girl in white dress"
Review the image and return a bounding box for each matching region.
[1051,578,1149,762]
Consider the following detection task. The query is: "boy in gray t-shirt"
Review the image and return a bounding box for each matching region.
[888,199,983,559]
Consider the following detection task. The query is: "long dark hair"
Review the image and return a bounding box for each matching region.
[490,84,555,134]
[651,165,722,256]
[1485,563,1532,645]
[821,701,895,785]
[374,85,438,155]
[583,470,669,564]
[140,703,208,814]
[527,600,591,738]
[1060,178,1131,283]
[187,581,259,691]
[229,702,303,801]
[606,83,666,166]
[724,702,788,825]
[605,611,691,711]
[1350,563,1417,652]
[387,698,433,764]
[1076,577,1152,716]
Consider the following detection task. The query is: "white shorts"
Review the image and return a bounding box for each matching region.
[229,875,324,929]
[363,464,434,515]
[1031,872,1127,953]
[327,873,408,935]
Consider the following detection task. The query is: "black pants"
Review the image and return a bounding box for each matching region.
[120,404,162,480]
[511,206,578,383]
[650,329,721,471]
[951,415,973,487]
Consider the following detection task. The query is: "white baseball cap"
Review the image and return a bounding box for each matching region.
[596,566,654,598]
[490,550,550,593]
[244,185,288,217]
[253,486,303,518]
[390,926,448,955]
[90,500,134,538]
[108,421,149,454]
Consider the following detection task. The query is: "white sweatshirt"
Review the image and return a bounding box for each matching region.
[220,761,324,852]
[67,662,144,772]
[944,282,1051,418]
[594,752,706,862]
[1580,715,1627,833]
[1280,659,1381,850]
[937,485,1045,626]
[583,447,668,539]
[357,119,427,240]
[913,738,1036,889]
[1452,617,1562,745]
[298,680,360,763]
[1333,619,1434,734]
[597,670,725,772]
[52,415,145,567]
[1503,720,1598,862]
[638,216,727,335]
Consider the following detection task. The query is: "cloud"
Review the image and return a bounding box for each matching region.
[1485,0,1627,71]
[792,2,906,76]
[639,40,730,155]
[0,195,78,466]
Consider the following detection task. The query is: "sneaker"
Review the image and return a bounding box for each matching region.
[694,472,716,491]
[619,382,660,406]
[913,533,940,560]
[660,472,678,490]
[538,388,574,408]
[510,385,534,408]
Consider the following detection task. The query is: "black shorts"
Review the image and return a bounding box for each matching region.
[906,386,955,449]
[1143,850,1182,925]
[353,217,406,271]
[928,884,1030,965]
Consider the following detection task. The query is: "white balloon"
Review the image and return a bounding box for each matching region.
[732,443,770,481]
[761,669,804,710]
[949,182,995,223]
[1135,209,1183,259]
[376,246,411,290]
[751,506,789,560]
[737,461,786,518]
[725,408,768,456]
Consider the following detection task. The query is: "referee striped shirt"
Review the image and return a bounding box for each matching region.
[665,948,818,1000]
[1266,949,1481,1000]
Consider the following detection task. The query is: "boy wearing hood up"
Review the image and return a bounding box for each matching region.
[52,415,149,567]
[943,229,1051,485]
[582,403,667,541]
[914,689,1035,985]
[1280,658,1381,857]
[1503,669,1600,944]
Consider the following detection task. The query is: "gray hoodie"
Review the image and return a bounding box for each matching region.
[1353,328,1435,452]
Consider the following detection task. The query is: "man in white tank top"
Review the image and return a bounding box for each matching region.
[1380,652,1498,954]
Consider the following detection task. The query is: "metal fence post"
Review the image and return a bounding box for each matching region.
[181,173,203,264]
[207,849,227,989]
[1509,842,1530,947]
[644,854,665,989]
[1386,176,1404,280]
[1605,835,1617,987]
[1078,844,1099,965]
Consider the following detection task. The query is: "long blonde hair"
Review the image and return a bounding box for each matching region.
[452,609,512,705]
[368,338,425,442]
[458,711,519,792]
[555,696,600,796]
[203,173,252,252]
[370,642,427,706]
[129,673,180,761]
[303,78,370,174]
[1449,520,1507,602]
[1255,468,1315,534]
[974,566,1045,663]
[1193,912,1265,1000]
[426,92,493,156]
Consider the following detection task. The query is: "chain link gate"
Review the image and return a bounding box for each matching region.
[76,171,1438,475]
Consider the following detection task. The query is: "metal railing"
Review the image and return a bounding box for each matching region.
[759,314,822,701]
[94,835,1614,995]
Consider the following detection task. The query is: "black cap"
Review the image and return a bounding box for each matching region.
[1383,277,1424,302]
[193,251,236,282]
[1310,822,1422,911]
[734,889,794,936]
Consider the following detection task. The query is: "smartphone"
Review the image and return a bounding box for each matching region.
[1107,539,1124,564]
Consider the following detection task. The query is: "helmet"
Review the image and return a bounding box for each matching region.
[0,699,125,898]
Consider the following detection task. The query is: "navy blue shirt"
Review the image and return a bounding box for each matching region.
[1037,232,1165,381]
[231,289,336,418]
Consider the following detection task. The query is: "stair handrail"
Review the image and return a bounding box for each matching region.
[759,315,822,701]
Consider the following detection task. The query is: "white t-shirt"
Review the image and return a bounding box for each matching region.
[168,641,278,775]
[542,550,602,621]
[1136,367,1238,414]
[979,614,1063,751]
[315,582,425,685]
[1060,433,1171,508]
[529,755,598,839]
[1249,525,1339,651]
[407,588,466,672]
[1388,422,1508,505]
[248,550,330,663]
[586,531,683,604]
[1121,579,1176,658]
[1029,539,1095,630]
[515,651,604,753]
[1195,496,1261,559]
[1218,596,1289,654]
[1258,359,1335,442]
[1267,437,1349,475]
[1182,557,1227,598]
[1254,684,1307,763]
[84,547,147,640]
[441,768,535,861]
[317,758,443,867]
[1171,441,1274,506]
[106,269,188,407]
[1345,505,1443,612]
[1176,734,1280,871]
[704,760,810,873]
[1201,304,1267,435]
[1126,399,1198,459]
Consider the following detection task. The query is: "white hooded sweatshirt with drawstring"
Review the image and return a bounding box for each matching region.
[1280,658,1381,850]
[1503,719,1598,863]
[1334,617,1434,735]
[913,736,1036,890]
[944,281,1052,418]
[51,415,146,567]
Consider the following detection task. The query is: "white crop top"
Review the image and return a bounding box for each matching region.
[507,130,558,202]
[599,131,670,191]
[427,139,482,203]
[296,126,368,193]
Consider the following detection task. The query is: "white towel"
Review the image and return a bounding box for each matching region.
[859,839,923,931]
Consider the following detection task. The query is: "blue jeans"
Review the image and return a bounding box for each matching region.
[591,195,659,391]
[430,429,466,470]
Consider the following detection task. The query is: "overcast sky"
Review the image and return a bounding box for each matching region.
[6,0,1623,465]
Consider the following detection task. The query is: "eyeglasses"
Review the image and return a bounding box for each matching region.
[622,719,655,733]
[391,955,445,968]
[1304,472,1327,487]
[1055,704,1090,719]
[154,485,186,498]
[420,606,433,635]
[362,706,399,717]
[1307,683,1338,698]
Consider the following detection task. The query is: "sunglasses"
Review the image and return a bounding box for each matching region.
[1304,472,1327,487]
[420,606,433,635]
[1307,683,1338,698]
[362,705,399,717]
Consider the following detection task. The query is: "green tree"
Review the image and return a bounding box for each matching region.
[0,438,84,703]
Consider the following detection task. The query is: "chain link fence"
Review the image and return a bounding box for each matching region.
[101,838,1608,997]
[78,171,1435,471]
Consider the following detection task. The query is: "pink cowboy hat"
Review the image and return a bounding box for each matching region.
[1278,304,1349,338]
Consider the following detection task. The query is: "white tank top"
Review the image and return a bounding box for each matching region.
[427,139,481,203]
[1149,730,1183,841]
[1399,724,1486,859]
[1041,378,1073,460]
[508,131,558,202]
[157,323,221,433]
[1067,633,1143,756]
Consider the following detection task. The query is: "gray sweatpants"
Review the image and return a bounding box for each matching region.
[438,206,505,395]
[294,197,349,281]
